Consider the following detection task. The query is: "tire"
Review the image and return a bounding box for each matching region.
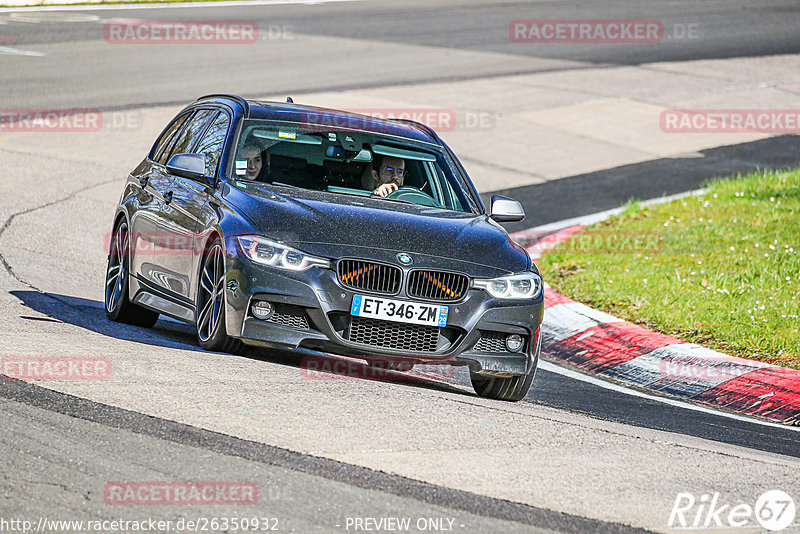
[105,220,160,328]
[195,237,242,354]
[469,335,540,402]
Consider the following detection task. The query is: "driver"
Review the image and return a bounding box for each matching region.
[363,155,405,197]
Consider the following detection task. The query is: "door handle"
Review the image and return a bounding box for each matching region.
[163,191,173,204]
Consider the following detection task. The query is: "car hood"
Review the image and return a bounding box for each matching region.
[224,183,529,275]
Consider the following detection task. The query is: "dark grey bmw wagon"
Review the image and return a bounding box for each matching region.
[105,94,544,401]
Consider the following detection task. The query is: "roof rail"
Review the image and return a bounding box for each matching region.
[196,94,249,115]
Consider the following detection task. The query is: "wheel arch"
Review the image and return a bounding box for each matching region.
[109,208,129,250]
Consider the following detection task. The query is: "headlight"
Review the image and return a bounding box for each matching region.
[237,235,330,271]
[473,272,542,299]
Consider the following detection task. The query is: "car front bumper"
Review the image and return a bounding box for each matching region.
[223,250,544,376]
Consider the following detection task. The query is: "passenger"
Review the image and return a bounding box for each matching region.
[240,142,267,181]
[362,155,405,197]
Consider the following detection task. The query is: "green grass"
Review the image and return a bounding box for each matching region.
[538,168,800,369]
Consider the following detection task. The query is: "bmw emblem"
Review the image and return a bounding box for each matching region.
[397,253,413,265]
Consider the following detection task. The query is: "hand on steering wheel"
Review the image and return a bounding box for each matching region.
[373,183,399,197]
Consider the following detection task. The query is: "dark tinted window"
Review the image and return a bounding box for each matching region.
[194,111,230,177]
[162,109,216,165]
[151,113,189,163]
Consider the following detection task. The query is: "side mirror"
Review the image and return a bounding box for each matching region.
[489,195,525,222]
[166,153,207,181]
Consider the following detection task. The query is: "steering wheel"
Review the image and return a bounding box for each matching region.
[384,186,443,208]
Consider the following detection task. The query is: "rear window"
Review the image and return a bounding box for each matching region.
[151,113,189,163]
[164,109,216,164]
[194,112,231,177]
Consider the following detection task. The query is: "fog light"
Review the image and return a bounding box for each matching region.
[506,334,523,352]
[251,300,274,320]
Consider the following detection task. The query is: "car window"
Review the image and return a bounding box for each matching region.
[194,111,230,177]
[162,109,216,165]
[156,113,194,166]
[428,160,464,211]
[151,113,190,163]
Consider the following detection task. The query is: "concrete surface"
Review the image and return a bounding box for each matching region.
[1,3,800,530]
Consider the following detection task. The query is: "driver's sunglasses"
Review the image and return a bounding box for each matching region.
[381,166,405,177]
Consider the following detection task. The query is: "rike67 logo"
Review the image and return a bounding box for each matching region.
[668,490,796,531]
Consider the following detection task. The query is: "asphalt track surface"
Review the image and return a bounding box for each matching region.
[2,1,800,532]
[3,0,800,109]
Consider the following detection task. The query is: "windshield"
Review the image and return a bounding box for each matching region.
[229,119,481,214]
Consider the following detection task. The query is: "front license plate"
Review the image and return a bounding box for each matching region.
[350,295,448,327]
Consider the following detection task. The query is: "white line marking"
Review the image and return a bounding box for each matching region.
[543,302,619,343]
[0,45,45,56]
[539,360,800,432]
[575,330,595,342]
[8,11,99,21]
[0,0,355,14]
